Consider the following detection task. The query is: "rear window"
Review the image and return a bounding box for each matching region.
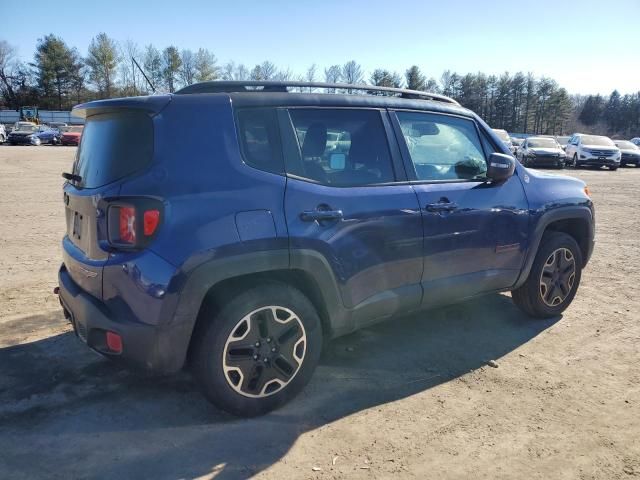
[73,111,153,188]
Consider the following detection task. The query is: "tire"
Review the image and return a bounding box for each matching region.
[512,232,583,319]
[572,154,579,168]
[193,282,323,417]
[609,166,618,171]
[557,161,565,169]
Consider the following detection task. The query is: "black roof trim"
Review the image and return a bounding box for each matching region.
[175,81,459,105]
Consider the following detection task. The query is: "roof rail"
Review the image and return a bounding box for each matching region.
[175,81,459,105]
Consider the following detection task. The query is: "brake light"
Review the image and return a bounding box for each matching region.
[119,207,136,244]
[108,201,162,249]
[106,331,123,354]
[143,209,160,236]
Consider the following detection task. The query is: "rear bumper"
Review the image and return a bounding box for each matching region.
[58,264,191,374]
[61,138,79,145]
[526,156,566,166]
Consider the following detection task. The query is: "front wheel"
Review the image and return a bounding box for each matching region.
[609,166,618,171]
[193,282,323,416]
[512,232,583,318]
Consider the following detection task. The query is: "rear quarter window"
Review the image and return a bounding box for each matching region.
[73,111,153,189]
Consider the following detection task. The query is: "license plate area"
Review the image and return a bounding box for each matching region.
[71,211,84,241]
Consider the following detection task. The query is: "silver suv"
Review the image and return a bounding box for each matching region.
[565,134,621,170]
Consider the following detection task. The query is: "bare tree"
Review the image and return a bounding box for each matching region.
[324,65,342,92]
[119,40,143,96]
[341,60,364,92]
[305,64,317,92]
[222,61,249,81]
[0,40,19,106]
[180,49,197,86]
[162,46,181,92]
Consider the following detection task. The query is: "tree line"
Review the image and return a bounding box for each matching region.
[0,34,638,137]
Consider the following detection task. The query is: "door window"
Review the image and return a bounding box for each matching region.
[236,108,284,174]
[396,112,487,181]
[286,109,396,186]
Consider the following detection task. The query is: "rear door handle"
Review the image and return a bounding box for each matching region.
[425,202,458,212]
[300,209,344,222]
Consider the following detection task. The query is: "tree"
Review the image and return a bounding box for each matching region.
[579,94,604,127]
[143,45,163,91]
[222,61,249,80]
[162,46,181,92]
[119,40,143,96]
[86,33,119,98]
[604,90,622,133]
[194,48,219,82]
[370,69,402,89]
[305,64,317,92]
[405,65,426,91]
[0,40,19,107]
[179,49,196,86]
[341,60,363,90]
[32,34,82,109]
[250,61,277,81]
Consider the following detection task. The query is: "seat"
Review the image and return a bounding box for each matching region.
[301,123,328,183]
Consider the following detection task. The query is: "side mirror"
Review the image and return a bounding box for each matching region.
[487,153,515,183]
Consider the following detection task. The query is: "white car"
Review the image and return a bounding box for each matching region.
[0,124,6,144]
[630,137,640,147]
[492,128,515,154]
[517,136,567,168]
[565,134,621,170]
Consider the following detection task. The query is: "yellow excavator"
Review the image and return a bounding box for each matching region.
[18,106,40,124]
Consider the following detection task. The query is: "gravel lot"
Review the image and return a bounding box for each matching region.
[0,146,638,480]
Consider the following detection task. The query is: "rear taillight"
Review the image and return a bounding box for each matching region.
[119,207,136,244]
[107,200,163,249]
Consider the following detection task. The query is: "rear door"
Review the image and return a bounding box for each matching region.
[62,110,154,299]
[281,108,424,320]
[391,110,529,307]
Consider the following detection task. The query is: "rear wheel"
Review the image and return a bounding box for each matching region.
[193,282,322,416]
[609,165,618,171]
[512,232,582,318]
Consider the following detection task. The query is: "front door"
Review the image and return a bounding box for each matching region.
[281,107,424,320]
[391,110,529,307]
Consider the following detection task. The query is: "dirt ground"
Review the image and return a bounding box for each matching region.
[0,145,638,480]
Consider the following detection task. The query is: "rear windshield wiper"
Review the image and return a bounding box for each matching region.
[62,172,82,183]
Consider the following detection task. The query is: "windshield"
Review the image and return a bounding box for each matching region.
[582,135,615,147]
[615,141,637,150]
[528,138,558,148]
[493,129,510,142]
[16,125,38,132]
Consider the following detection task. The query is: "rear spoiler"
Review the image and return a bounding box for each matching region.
[72,95,172,119]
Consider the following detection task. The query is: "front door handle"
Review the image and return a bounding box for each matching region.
[425,202,458,213]
[300,209,344,222]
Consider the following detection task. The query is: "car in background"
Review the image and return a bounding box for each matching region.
[0,124,6,144]
[492,128,515,154]
[7,124,43,145]
[614,140,640,167]
[60,125,84,146]
[630,137,640,147]
[565,134,621,170]
[35,125,62,145]
[517,136,567,168]
[555,136,571,150]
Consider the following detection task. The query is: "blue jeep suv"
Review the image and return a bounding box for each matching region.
[57,81,595,416]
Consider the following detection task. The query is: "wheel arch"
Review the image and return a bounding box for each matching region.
[514,206,594,289]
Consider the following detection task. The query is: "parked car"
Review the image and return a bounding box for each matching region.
[613,140,640,167]
[47,122,68,130]
[0,124,6,144]
[56,81,595,417]
[565,134,621,170]
[630,137,640,147]
[555,136,571,150]
[517,136,567,168]
[492,128,515,154]
[60,125,83,145]
[35,125,62,145]
[7,124,42,145]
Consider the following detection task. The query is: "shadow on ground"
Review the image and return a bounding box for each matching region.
[0,293,559,479]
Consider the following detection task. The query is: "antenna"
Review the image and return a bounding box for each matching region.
[132,56,156,93]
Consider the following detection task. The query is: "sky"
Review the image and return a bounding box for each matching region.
[2,0,639,95]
